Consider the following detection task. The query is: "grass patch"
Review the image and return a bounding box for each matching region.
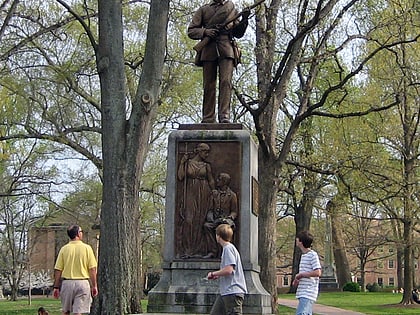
[0,297,148,314]
[276,304,296,314]
[318,292,420,314]
[2,293,420,315]
[0,297,61,315]
[279,292,420,314]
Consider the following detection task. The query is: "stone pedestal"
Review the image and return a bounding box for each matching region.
[319,265,339,291]
[320,214,339,291]
[147,125,272,314]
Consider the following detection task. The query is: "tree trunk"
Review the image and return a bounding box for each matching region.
[390,218,404,290]
[258,158,279,310]
[360,268,365,292]
[10,279,18,301]
[401,220,414,304]
[400,53,417,304]
[93,1,169,314]
[397,247,404,290]
[328,201,351,287]
[292,193,313,281]
[401,149,415,304]
[254,3,281,310]
[331,216,351,287]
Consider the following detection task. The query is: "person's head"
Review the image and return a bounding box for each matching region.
[216,173,231,187]
[67,224,83,240]
[296,230,314,249]
[38,307,49,315]
[195,143,210,159]
[195,143,210,152]
[216,224,233,242]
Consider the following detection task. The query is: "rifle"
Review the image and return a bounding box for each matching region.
[193,0,265,53]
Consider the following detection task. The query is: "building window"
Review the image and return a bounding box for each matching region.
[377,260,384,269]
[378,277,383,286]
[378,246,384,253]
[283,276,289,286]
[389,247,394,253]
[388,260,394,269]
[389,277,395,286]
[415,261,418,269]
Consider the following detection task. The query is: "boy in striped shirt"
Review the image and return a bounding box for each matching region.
[292,231,322,315]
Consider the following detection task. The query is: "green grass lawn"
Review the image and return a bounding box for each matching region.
[279,292,420,315]
[277,304,297,314]
[2,292,420,315]
[0,297,61,315]
[0,297,147,315]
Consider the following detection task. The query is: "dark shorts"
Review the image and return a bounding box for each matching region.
[210,294,244,315]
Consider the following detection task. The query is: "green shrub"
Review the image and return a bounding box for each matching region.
[382,285,396,292]
[366,282,380,292]
[343,282,361,292]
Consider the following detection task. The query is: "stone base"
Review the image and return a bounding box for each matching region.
[147,128,273,314]
[147,261,217,314]
[319,276,340,292]
[147,261,272,314]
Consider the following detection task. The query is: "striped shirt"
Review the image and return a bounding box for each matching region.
[296,249,321,302]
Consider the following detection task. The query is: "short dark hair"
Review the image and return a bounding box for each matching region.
[216,224,233,242]
[38,307,48,315]
[67,225,80,239]
[297,230,314,249]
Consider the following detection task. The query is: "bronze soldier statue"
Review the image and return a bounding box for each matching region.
[188,0,250,123]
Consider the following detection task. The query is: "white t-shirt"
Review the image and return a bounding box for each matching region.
[219,242,247,296]
[296,249,321,301]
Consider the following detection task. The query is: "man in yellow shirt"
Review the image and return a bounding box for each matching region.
[53,225,98,315]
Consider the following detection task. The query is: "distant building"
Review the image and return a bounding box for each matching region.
[29,225,65,273]
[352,244,419,290]
[28,224,99,275]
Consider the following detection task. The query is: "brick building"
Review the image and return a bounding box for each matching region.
[28,224,99,276]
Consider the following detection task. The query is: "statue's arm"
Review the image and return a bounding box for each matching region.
[231,12,249,38]
[229,192,238,219]
[177,156,188,180]
[187,8,206,40]
[206,164,215,190]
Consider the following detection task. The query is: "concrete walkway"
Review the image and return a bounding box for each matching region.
[278,298,366,315]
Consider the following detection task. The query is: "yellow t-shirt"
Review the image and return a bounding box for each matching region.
[54,240,97,279]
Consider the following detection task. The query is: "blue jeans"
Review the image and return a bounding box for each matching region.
[296,297,314,315]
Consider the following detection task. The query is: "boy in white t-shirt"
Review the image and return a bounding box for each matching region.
[292,231,322,315]
[207,224,247,315]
